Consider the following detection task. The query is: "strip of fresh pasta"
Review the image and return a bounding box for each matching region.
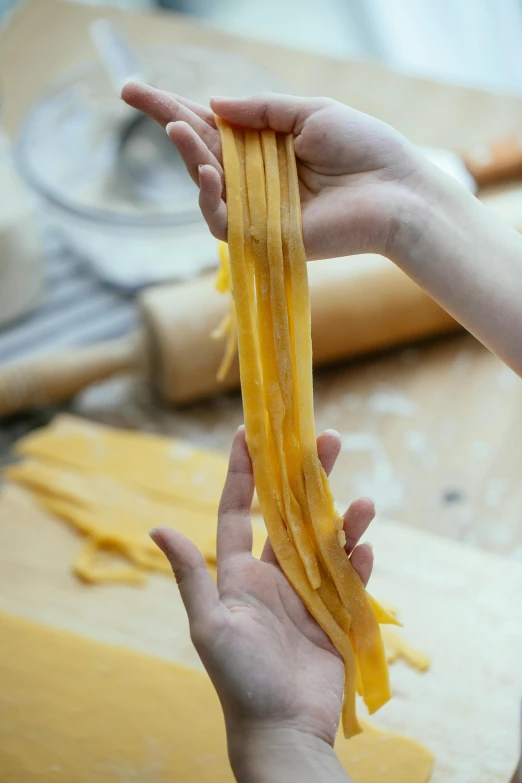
[283,134,391,714]
[217,118,358,717]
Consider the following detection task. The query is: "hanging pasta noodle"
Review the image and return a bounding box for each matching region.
[211,241,237,381]
[216,117,393,738]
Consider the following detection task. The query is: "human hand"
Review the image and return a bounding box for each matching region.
[122,83,423,260]
[150,426,374,769]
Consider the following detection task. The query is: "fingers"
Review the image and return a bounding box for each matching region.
[217,426,255,563]
[343,496,375,585]
[199,164,227,241]
[168,107,221,163]
[350,543,373,587]
[342,497,375,555]
[260,537,279,566]
[173,94,217,126]
[210,93,328,135]
[122,81,215,129]
[317,435,375,583]
[150,527,219,622]
[317,429,341,477]
[122,83,327,137]
[256,425,375,587]
[166,121,223,186]
[122,81,222,163]
[259,429,341,566]
[122,81,189,126]
[261,533,374,585]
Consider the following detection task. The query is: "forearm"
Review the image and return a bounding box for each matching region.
[390,161,522,374]
[227,722,352,783]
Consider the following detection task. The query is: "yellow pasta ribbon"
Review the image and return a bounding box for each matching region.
[216,117,392,737]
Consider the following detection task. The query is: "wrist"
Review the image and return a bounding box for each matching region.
[226,720,350,783]
[385,155,474,268]
[379,152,522,371]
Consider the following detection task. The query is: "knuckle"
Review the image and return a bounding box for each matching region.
[172,563,185,586]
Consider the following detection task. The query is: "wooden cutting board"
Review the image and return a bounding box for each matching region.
[0,483,520,783]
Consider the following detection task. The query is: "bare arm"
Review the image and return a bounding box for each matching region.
[390,161,522,374]
[121,83,522,375]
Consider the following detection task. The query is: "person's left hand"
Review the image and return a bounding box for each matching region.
[151,427,374,752]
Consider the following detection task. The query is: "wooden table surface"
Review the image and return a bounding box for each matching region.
[3,0,522,559]
[1,483,521,783]
[71,329,522,563]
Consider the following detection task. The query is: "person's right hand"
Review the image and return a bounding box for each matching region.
[121,84,424,260]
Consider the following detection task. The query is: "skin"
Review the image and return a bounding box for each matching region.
[151,429,371,783]
[121,84,416,259]
[122,83,522,376]
[122,84,522,781]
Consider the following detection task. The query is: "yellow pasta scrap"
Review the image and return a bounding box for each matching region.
[212,240,238,381]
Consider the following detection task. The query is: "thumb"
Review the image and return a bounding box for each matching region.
[150,527,220,627]
[210,93,328,135]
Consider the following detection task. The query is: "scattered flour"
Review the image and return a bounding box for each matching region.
[459,505,475,525]
[368,388,419,418]
[170,441,194,460]
[340,431,404,511]
[340,432,380,452]
[472,440,489,459]
[484,524,512,547]
[483,478,508,509]
[403,431,426,453]
[440,419,457,445]
[191,470,207,487]
[510,545,522,563]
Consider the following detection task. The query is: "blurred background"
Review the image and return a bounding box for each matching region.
[4,0,522,93]
[1,0,522,559]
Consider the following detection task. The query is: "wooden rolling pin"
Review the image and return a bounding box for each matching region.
[0,255,459,418]
[464,131,522,187]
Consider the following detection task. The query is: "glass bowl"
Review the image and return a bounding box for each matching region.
[17,45,286,291]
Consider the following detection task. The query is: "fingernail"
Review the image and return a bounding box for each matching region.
[210,95,227,101]
[148,528,165,552]
[324,428,341,438]
[122,76,142,87]
[165,122,175,135]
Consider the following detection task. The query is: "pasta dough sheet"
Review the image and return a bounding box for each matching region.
[6,457,266,584]
[0,610,434,783]
[15,414,229,513]
[5,415,250,584]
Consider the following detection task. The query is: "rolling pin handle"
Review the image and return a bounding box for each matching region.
[0,334,140,419]
[464,132,522,187]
